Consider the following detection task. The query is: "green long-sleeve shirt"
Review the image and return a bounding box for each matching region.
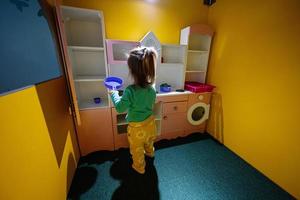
[110,85,156,122]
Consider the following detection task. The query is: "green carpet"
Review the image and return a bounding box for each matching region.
[68,133,295,200]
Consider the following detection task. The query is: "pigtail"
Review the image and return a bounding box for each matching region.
[128,47,157,88]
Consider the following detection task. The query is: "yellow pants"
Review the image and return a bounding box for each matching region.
[127,115,157,174]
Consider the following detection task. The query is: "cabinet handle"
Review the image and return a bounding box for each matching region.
[163,116,167,120]
[173,106,178,111]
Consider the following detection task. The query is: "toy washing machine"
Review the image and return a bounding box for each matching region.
[184,92,212,135]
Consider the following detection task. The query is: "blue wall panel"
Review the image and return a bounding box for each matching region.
[0,0,62,95]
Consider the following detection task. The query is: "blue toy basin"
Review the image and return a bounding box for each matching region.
[104,76,123,90]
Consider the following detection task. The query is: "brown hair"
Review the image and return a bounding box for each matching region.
[127,46,157,88]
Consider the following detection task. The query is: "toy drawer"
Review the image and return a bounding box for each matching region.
[156,94,188,103]
[163,101,187,114]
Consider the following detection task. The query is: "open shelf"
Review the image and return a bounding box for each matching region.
[186,70,206,73]
[188,34,212,51]
[62,6,104,47]
[116,113,127,125]
[188,50,208,53]
[117,124,128,134]
[180,24,214,83]
[62,5,109,114]
[161,44,187,64]
[68,46,106,77]
[75,81,108,109]
[185,71,206,83]
[68,46,104,51]
[74,75,106,82]
[186,51,208,71]
[156,63,185,91]
[78,98,109,110]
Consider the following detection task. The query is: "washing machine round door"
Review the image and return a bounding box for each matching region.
[187,102,210,125]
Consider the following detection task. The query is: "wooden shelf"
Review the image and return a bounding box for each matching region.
[74,75,106,82]
[159,63,185,67]
[62,6,104,47]
[68,46,104,51]
[116,118,127,125]
[180,24,213,83]
[186,70,206,73]
[79,98,109,110]
[188,50,208,53]
[161,44,186,64]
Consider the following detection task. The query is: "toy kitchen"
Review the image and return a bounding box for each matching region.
[56,5,215,155]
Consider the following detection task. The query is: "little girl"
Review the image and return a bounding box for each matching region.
[110,46,157,174]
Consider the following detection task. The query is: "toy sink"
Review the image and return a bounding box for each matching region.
[104,76,123,90]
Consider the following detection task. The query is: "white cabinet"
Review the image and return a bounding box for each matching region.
[180,24,214,83]
[61,6,109,109]
[55,5,114,154]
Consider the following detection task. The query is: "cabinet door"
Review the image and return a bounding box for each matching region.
[161,113,186,139]
[77,108,114,155]
[111,108,129,149]
[54,3,81,125]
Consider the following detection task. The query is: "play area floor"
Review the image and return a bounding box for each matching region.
[68,133,295,200]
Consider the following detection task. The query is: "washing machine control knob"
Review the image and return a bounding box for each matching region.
[198,95,204,100]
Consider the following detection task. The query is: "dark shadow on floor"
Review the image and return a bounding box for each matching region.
[155,132,220,150]
[110,149,160,200]
[67,153,77,196]
[80,150,117,165]
[67,166,98,200]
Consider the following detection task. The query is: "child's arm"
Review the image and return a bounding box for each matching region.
[109,88,131,113]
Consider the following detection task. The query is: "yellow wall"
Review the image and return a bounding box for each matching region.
[207,0,300,198]
[0,77,80,199]
[63,0,208,44]
[1,0,298,199]
[64,0,300,197]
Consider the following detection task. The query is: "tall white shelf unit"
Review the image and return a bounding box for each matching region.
[180,24,214,83]
[57,6,115,155]
[61,6,109,109]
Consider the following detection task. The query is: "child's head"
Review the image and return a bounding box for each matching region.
[127,46,157,88]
